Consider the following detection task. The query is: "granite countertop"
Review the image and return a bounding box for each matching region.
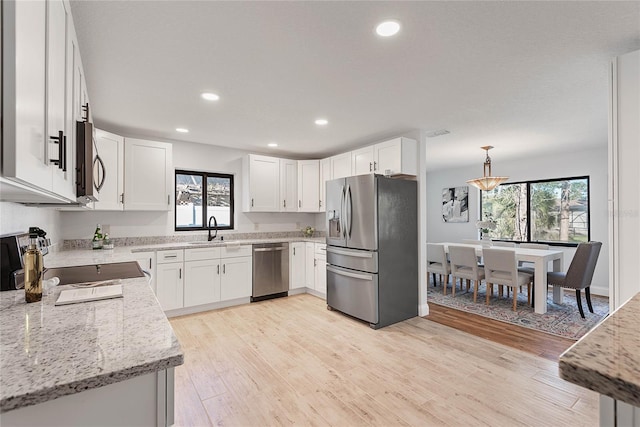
[129,236,326,252]
[0,277,184,413]
[559,292,640,407]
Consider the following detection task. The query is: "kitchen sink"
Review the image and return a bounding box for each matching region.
[187,241,212,245]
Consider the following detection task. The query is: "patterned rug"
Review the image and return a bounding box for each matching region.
[427,278,609,340]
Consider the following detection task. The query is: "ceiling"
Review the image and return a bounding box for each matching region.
[70,1,640,171]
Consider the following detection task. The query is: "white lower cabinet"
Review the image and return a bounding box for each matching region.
[184,259,221,306]
[220,256,252,300]
[290,242,306,290]
[132,251,156,294]
[305,242,315,289]
[314,243,327,295]
[156,262,184,311]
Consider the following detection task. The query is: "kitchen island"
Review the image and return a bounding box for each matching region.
[559,292,640,425]
[0,276,183,426]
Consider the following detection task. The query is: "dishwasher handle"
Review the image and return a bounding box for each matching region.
[253,247,286,252]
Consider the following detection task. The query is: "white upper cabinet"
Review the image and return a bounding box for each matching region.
[351,137,418,177]
[123,138,173,211]
[280,159,297,212]
[319,158,331,211]
[297,160,320,212]
[352,146,375,176]
[374,137,417,176]
[92,129,124,211]
[243,154,280,212]
[331,152,353,179]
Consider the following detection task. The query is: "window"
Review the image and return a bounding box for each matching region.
[175,170,234,231]
[480,176,589,246]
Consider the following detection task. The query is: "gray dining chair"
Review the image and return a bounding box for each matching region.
[482,248,533,311]
[427,243,450,290]
[517,243,550,292]
[449,245,485,301]
[547,241,602,318]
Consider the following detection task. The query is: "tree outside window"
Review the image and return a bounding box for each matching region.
[480,177,589,245]
[175,170,234,231]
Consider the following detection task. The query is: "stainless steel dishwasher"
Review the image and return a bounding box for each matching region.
[251,242,289,301]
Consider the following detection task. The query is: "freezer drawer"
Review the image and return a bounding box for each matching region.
[326,246,378,273]
[327,264,378,325]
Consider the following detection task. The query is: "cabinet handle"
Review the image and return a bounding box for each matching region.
[167,195,170,205]
[369,162,372,172]
[314,259,317,267]
[49,130,64,168]
[319,200,322,208]
[251,198,254,207]
[373,161,377,171]
[62,134,67,171]
[217,265,220,275]
[223,264,226,274]
[293,247,296,256]
[299,200,301,208]
[283,199,286,208]
[121,193,125,204]
[149,258,152,269]
[179,268,182,279]
[164,255,177,259]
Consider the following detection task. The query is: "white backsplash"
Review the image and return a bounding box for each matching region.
[0,202,63,247]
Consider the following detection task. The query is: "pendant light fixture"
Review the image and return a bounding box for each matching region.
[466,146,508,191]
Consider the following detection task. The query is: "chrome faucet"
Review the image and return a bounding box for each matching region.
[208,215,218,241]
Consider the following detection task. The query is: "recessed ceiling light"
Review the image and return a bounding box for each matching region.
[268,143,278,148]
[201,92,220,101]
[176,128,189,133]
[315,119,328,126]
[376,20,401,37]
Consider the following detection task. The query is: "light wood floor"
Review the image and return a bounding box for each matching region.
[169,294,597,426]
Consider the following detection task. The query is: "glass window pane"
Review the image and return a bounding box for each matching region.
[176,173,203,228]
[206,176,232,227]
[481,183,528,241]
[531,178,588,243]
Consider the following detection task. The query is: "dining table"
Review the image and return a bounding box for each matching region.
[439,242,564,314]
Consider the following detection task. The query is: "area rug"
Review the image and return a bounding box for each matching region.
[426,279,609,340]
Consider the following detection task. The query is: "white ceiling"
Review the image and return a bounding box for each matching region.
[70,1,640,170]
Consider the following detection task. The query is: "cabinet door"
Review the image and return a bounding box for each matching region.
[331,152,353,179]
[244,154,280,212]
[48,0,74,200]
[93,129,124,210]
[132,252,156,294]
[314,253,327,295]
[297,160,320,212]
[124,138,173,210]
[319,158,331,211]
[290,243,306,290]
[184,259,221,307]
[220,256,252,300]
[280,159,297,212]
[3,0,51,191]
[156,262,184,311]
[305,242,315,289]
[374,137,417,176]
[352,146,375,176]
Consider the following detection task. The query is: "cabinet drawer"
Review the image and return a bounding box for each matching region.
[221,245,252,258]
[157,249,184,264]
[315,243,327,255]
[185,247,220,262]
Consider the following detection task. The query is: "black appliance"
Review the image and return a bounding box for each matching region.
[0,232,50,291]
[75,103,105,204]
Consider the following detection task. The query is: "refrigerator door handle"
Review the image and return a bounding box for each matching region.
[347,184,353,238]
[326,247,374,258]
[327,265,373,281]
[339,185,347,239]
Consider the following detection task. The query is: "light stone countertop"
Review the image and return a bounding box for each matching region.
[128,236,326,253]
[0,277,184,413]
[559,292,640,406]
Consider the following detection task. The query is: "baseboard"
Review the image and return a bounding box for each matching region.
[419,303,429,316]
[588,285,609,297]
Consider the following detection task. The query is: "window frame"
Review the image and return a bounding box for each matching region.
[174,169,235,232]
[480,175,590,247]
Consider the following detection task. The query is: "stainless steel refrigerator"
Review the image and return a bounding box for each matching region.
[325,174,418,329]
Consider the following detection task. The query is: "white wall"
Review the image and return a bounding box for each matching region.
[60,140,322,239]
[0,202,63,248]
[426,146,609,296]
